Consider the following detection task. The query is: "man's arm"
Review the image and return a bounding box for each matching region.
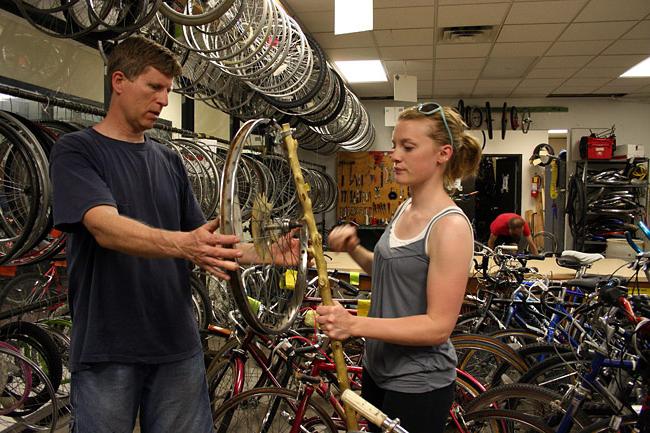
[83,205,241,279]
[525,235,539,255]
[487,233,497,251]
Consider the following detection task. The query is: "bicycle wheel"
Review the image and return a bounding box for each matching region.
[220,119,308,335]
[462,409,554,433]
[0,321,62,407]
[0,345,59,433]
[212,387,338,433]
[452,335,529,387]
[465,383,590,432]
[485,102,493,140]
[575,415,639,433]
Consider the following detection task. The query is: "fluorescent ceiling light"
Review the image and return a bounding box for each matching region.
[548,129,568,134]
[335,0,373,35]
[336,60,387,83]
[620,56,650,77]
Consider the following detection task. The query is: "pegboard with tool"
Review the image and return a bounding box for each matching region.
[337,151,409,226]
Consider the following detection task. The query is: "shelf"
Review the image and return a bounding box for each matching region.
[576,158,648,164]
[585,183,647,188]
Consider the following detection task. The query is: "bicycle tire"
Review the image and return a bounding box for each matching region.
[212,387,338,433]
[490,342,572,387]
[462,408,555,433]
[574,415,638,433]
[0,345,59,433]
[464,383,590,431]
[485,101,493,140]
[457,99,465,119]
[510,106,520,130]
[219,119,308,335]
[518,352,591,395]
[488,328,545,348]
[470,106,483,129]
[190,275,213,329]
[521,108,532,134]
[451,334,529,386]
[158,0,236,26]
[0,321,62,411]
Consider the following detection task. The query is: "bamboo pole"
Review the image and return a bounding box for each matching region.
[280,123,358,432]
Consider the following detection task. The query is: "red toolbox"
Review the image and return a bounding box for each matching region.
[580,136,615,159]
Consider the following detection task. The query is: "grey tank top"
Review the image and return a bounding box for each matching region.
[363,201,471,393]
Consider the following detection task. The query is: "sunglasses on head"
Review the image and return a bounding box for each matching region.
[416,102,455,149]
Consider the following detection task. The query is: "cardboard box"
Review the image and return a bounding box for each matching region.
[613,144,645,159]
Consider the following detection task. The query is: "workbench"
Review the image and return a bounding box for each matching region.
[321,252,649,292]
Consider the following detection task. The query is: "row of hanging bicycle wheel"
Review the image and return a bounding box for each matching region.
[0,112,337,266]
[11,0,376,153]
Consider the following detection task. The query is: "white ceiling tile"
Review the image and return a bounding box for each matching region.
[497,24,566,42]
[405,60,437,72]
[432,87,474,97]
[572,67,628,78]
[435,69,481,79]
[434,58,486,70]
[559,22,637,41]
[562,77,612,87]
[373,29,434,47]
[380,45,434,60]
[505,1,587,24]
[606,77,650,87]
[490,42,552,56]
[475,79,519,89]
[603,39,650,55]
[389,69,434,81]
[482,57,537,78]
[312,32,374,49]
[471,89,514,97]
[294,11,334,33]
[526,68,577,78]
[283,0,332,13]
[587,54,648,68]
[552,85,601,93]
[519,78,566,87]
[374,7,435,30]
[383,61,408,75]
[436,44,492,58]
[535,55,593,68]
[510,87,553,96]
[349,82,393,97]
[438,0,510,4]
[328,47,381,61]
[623,21,650,40]
[546,41,611,56]
[375,0,435,7]
[418,80,433,95]
[574,0,650,22]
[433,79,477,89]
[437,3,510,27]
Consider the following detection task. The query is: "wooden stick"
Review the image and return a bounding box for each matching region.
[280,123,358,432]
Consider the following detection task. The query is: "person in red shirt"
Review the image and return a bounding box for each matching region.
[487,213,538,254]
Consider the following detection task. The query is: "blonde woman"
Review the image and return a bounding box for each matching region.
[317,103,482,433]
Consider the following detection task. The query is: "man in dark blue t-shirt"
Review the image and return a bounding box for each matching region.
[50,36,258,433]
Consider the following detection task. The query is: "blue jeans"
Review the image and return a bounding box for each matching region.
[70,351,213,433]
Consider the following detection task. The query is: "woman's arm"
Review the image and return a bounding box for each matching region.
[317,214,472,346]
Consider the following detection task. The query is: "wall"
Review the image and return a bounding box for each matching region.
[361,97,650,215]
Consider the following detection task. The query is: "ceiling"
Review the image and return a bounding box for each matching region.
[281,0,650,100]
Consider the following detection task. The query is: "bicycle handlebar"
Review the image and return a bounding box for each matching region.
[341,390,409,433]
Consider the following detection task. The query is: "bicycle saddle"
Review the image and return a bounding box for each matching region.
[561,250,604,265]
